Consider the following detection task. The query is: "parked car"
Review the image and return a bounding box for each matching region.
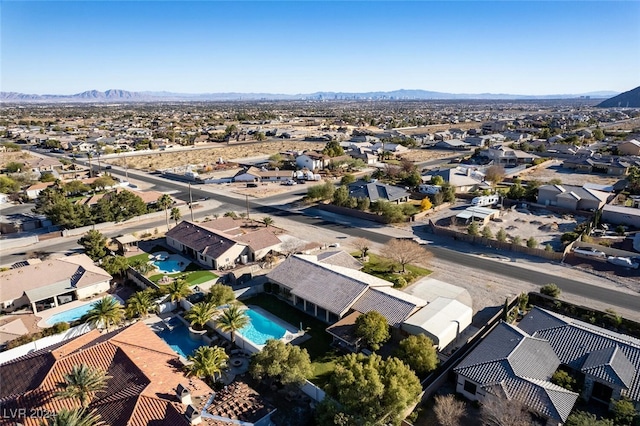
[606,256,639,269]
[572,247,607,259]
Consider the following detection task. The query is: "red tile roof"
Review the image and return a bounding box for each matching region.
[0,322,211,426]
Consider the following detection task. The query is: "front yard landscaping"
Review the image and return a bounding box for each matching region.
[357,252,432,287]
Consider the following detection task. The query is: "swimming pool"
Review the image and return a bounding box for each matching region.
[237,308,287,346]
[152,259,185,274]
[45,296,118,326]
[155,320,203,358]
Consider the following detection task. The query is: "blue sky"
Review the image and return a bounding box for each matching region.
[2,1,639,95]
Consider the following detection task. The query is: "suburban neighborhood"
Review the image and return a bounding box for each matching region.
[1,93,640,426]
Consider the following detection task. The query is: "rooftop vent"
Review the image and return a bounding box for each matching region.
[176,383,192,405]
[184,405,201,425]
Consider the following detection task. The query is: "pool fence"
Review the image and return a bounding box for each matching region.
[0,323,92,365]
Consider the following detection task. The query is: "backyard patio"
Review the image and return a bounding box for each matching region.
[126,244,218,287]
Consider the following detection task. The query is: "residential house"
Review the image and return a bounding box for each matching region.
[436,139,471,150]
[233,166,294,183]
[0,213,51,234]
[618,139,640,156]
[25,182,55,199]
[166,219,281,269]
[482,121,510,133]
[562,157,630,176]
[166,221,250,270]
[347,147,378,165]
[0,322,276,426]
[518,307,640,411]
[480,145,539,166]
[295,152,331,171]
[347,181,410,204]
[454,321,579,425]
[267,253,473,351]
[0,254,112,314]
[426,166,487,193]
[370,142,409,155]
[24,156,63,173]
[602,204,640,229]
[537,184,613,211]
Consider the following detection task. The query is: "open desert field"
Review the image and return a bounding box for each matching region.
[110,140,326,171]
[517,159,621,186]
[397,148,464,163]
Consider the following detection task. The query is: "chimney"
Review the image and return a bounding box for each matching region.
[176,384,192,405]
[184,405,202,425]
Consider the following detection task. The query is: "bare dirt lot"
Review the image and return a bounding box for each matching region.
[0,151,37,168]
[518,160,621,186]
[109,141,326,171]
[397,149,462,163]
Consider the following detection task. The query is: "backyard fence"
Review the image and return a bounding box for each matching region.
[0,323,93,365]
[301,380,326,402]
[126,267,160,290]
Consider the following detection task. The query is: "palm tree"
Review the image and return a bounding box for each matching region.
[185,346,228,384]
[184,301,217,331]
[262,216,274,228]
[157,194,173,231]
[216,305,249,344]
[55,363,110,408]
[85,297,124,332]
[170,207,181,226]
[42,407,104,426]
[125,291,155,319]
[163,279,191,305]
[129,257,154,275]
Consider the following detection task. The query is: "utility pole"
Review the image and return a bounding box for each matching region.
[188,182,194,221]
[245,194,250,220]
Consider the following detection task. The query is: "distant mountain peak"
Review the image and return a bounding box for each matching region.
[597,86,640,108]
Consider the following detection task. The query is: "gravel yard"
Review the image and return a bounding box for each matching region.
[517,159,621,186]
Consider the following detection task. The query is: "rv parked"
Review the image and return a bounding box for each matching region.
[471,195,500,207]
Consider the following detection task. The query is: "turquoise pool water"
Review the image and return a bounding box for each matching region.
[156,320,203,358]
[238,308,287,346]
[153,259,184,274]
[46,297,118,326]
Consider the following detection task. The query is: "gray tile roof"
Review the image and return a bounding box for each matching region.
[581,346,635,389]
[351,288,419,327]
[347,181,409,203]
[316,251,363,270]
[519,307,640,401]
[455,322,577,423]
[266,255,370,316]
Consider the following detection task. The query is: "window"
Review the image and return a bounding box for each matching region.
[464,380,477,395]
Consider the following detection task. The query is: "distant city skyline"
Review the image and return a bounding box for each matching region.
[2,1,639,96]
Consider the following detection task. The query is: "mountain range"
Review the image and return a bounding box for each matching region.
[0,88,621,103]
[596,86,640,108]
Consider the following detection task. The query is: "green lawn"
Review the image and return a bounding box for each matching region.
[127,252,150,265]
[241,294,338,384]
[359,253,431,285]
[148,269,218,286]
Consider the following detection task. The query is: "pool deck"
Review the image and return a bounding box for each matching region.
[36,295,125,328]
[150,253,192,274]
[238,305,307,347]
